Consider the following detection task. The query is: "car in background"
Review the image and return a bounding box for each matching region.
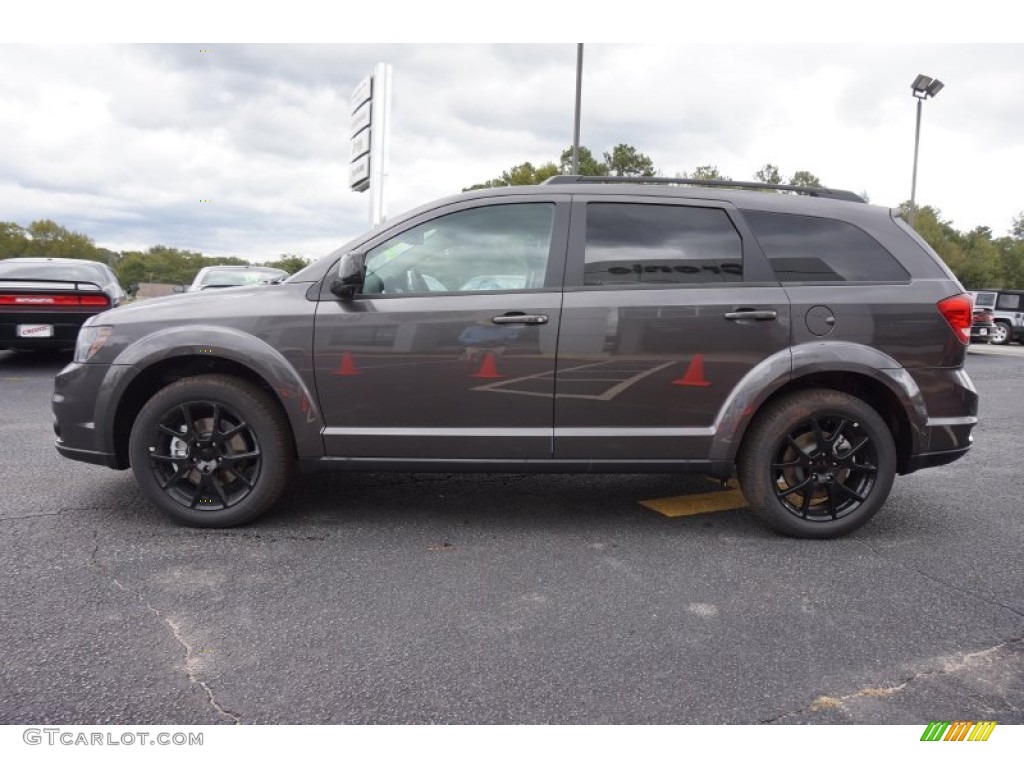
[971,288,1024,345]
[0,257,126,351]
[183,266,289,293]
[970,304,996,343]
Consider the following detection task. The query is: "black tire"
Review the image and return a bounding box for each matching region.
[990,321,1012,346]
[128,375,293,527]
[737,389,896,539]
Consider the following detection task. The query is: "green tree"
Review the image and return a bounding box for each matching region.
[688,165,729,182]
[20,220,100,261]
[463,161,559,191]
[558,145,608,176]
[0,222,29,259]
[754,164,783,184]
[1012,211,1024,240]
[116,246,249,286]
[603,144,655,177]
[265,254,311,274]
[789,171,823,188]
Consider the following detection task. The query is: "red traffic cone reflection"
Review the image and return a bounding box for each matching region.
[333,351,362,376]
[470,351,503,379]
[672,354,711,386]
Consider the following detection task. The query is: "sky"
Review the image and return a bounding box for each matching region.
[1,5,1022,263]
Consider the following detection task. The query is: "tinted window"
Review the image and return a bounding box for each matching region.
[583,203,742,286]
[996,292,1021,310]
[973,291,997,308]
[0,261,106,283]
[743,210,909,283]
[364,203,554,294]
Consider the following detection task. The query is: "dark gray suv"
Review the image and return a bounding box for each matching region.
[52,177,978,537]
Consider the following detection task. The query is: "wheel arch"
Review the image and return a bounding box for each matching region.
[97,326,322,468]
[710,342,929,474]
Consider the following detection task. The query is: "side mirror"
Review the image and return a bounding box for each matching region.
[330,252,366,300]
[172,284,186,293]
[126,282,140,298]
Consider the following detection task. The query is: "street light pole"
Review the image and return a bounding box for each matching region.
[909,97,923,228]
[571,44,583,175]
[908,73,944,229]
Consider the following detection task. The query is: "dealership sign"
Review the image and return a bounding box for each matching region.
[349,64,392,226]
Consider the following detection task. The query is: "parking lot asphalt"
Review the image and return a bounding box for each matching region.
[0,346,1021,724]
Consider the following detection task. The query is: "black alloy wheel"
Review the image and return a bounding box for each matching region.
[770,414,878,522]
[147,400,262,512]
[129,375,293,527]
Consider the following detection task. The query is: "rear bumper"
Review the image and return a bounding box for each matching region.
[902,446,972,474]
[0,310,97,349]
[900,366,978,474]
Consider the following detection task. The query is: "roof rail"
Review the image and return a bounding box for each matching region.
[541,175,866,203]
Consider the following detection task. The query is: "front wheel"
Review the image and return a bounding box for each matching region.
[128,375,294,527]
[738,389,896,538]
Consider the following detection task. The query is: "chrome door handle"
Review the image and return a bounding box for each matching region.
[724,309,778,321]
[491,314,549,325]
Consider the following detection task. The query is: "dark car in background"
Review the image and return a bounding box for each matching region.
[0,257,126,351]
[52,177,978,538]
[183,266,289,292]
[969,301,996,344]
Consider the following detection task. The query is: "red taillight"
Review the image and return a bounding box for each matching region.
[0,293,110,307]
[938,294,972,344]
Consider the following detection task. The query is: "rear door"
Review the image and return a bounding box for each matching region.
[551,195,791,461]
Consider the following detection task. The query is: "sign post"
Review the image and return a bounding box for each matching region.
[349,63,393,227]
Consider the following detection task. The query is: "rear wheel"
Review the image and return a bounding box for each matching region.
[990,321,1011,345]
[128,375,293,527]
[738,389,896,538]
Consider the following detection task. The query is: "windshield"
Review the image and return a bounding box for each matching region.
[198,269,287,288]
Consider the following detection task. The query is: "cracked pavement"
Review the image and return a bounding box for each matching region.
[0,348,1022,724]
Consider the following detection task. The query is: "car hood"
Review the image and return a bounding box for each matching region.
[96,283,283,324]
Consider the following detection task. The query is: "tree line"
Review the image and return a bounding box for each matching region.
[4,147,1023,291]
[0,220,310,286]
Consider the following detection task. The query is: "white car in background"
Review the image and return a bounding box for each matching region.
[184,266,289,292]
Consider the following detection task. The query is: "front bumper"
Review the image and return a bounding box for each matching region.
[52,360,126,469]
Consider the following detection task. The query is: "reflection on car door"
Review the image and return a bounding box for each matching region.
[552,196,791,462]
[313,198,570,460]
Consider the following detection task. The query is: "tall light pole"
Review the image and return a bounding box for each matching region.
[908,73,944,229]
[571,44,583,175]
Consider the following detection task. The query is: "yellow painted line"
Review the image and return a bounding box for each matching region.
[640,486,748,518]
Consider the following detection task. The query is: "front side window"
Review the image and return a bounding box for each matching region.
[362,203,555,295]
[743,210,910,283]
[583,203,743,286]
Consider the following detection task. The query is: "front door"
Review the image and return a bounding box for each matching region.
[314,198,569,459]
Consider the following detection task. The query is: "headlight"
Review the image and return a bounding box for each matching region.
[74,325,113,363]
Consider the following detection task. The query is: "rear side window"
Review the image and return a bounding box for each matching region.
[996,292,1021,310]
[743,210,910,283]
[584,203,742,286]
[974,291,997,308]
